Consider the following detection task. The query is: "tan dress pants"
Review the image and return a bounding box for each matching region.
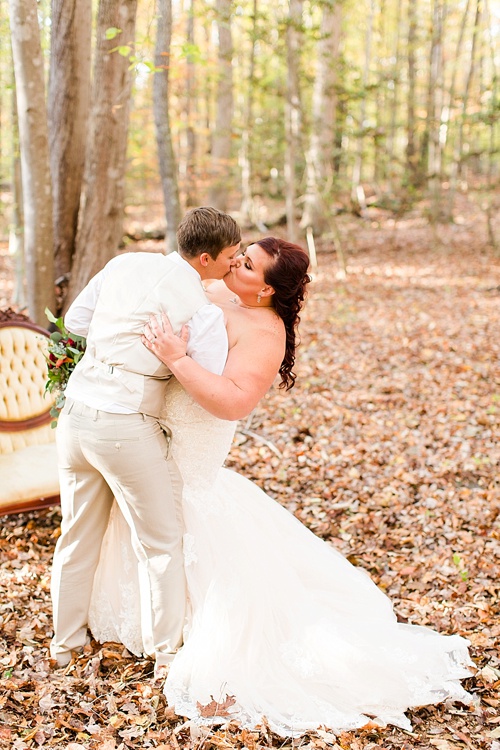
[50,398,186,666]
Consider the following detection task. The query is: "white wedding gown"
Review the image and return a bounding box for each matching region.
[89,380,473,736]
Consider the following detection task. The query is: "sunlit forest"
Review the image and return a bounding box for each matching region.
[1,0,498,321]
[0,1,499,748]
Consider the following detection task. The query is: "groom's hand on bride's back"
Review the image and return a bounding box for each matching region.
[142,312,189,368]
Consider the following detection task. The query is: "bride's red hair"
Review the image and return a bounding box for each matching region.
[256,237,311,390]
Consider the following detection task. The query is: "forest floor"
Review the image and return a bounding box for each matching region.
[0,198,499,749]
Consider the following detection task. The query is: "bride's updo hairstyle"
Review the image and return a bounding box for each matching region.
[257,237,311,390]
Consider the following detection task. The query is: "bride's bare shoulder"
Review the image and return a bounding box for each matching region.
[236,309,285,347]
[261,310,286,339]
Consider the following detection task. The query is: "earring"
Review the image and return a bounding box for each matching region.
[257,294,261,304]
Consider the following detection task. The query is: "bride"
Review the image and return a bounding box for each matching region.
[89,237,473,736]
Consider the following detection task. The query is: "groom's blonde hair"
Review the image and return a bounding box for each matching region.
[177,207,241,260]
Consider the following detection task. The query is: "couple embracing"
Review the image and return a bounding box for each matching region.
[50,207,473,736]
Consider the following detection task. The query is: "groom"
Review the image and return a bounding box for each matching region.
[50,207,241,673]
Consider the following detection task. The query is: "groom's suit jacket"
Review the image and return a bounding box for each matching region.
[65,252,216,418]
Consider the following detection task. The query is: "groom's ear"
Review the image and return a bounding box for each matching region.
[199,253,211,267]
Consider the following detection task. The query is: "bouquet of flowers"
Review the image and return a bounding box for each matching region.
[45,308,86,425]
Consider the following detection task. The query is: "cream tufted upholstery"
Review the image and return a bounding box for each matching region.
[0,326,54,421]
[0,313,60,515]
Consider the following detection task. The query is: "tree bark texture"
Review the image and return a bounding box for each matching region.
[406,0,420,188]
[67,0,138,306]
[448,0,481,214]
[207,0,234,211]
[9,0,55,325]
[239,0,258,227]
[48,0,92,283]
[373,0,386,186]
[285,0,303,242]
[10,73,26,309]
[351,0,375,213]
[154,0,181,252]
[425,0,446,224]
[301,0,341,230]
[483,0,497,251]
[387,0,402,194]
[183,0,198,207]
[441,0,470,152]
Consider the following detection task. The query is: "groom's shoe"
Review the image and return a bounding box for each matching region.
[51,645,88,668]
[52,650,74,668]
[50,635,91,668]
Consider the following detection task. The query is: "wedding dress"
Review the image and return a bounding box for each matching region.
[89,380,473,736]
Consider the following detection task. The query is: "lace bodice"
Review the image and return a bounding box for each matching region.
[160,379,237,494]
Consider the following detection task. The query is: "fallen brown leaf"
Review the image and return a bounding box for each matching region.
[196,695,237,718]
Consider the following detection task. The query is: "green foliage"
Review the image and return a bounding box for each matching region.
[180,42,204,64]
[105,27,123,40]
[452,552,469,582]
[2,0,498,240]
[109,44,160,74]
[44,309,86,426]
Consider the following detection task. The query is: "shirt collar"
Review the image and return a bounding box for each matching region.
[168,251,201,280]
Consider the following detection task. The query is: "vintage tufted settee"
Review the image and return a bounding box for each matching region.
[0,309,60,515]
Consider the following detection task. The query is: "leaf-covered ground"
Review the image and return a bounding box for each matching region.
[1,209,499,749]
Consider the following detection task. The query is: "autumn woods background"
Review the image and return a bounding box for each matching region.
[1,0,499,323]
[1,1,500,749]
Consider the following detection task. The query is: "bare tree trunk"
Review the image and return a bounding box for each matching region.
[9,72,26,309]
[67,0,138,305]
[351,0,375,214]
[154,0,181,252]
[301,0,341,231]
[456,0,481,178]
[448,0,482,214]
[441,0,470,153]
[9,0,54,325]
[482,0,497,252]
[333,97,345,177]
[239,0,257,227]
[202,16,212,161]
[285,0,303,242]
[406,0,420,190]
[207,0,234,210]
[441,0,470,219]
[184,0,198,207]
[373,0,386,187]
[0,4,3,202]
[387,0,402,195]
[426,0,447,225]
[48,0,91,289]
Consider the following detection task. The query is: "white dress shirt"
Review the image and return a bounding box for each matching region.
[64,252,228,412]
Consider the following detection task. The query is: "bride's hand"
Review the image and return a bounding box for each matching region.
[142,312,189,366]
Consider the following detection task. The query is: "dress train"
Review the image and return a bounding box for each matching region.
[89,381,473,736]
